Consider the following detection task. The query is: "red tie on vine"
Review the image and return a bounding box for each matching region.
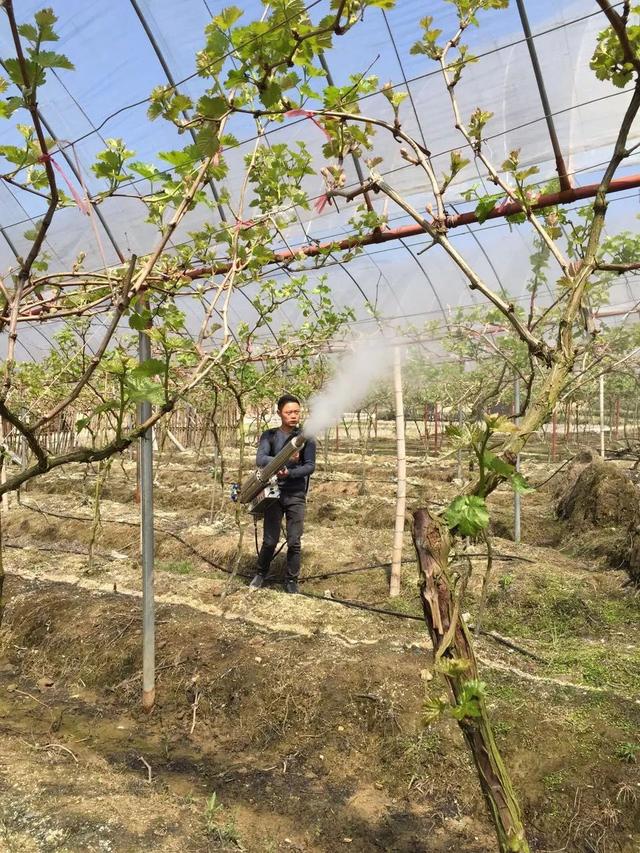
[284,109,331,140]
[313,194,329,213]
[38,153,90,215]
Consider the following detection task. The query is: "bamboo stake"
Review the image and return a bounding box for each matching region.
[599,374,606,460]
[513,376,521,544]
[457,408,463,480]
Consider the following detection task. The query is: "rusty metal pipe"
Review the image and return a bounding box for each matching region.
[184,175,640,281]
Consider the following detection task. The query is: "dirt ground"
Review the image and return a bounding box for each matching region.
[0,432,639,852]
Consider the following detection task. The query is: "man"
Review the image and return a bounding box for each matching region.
[249,394,316,594]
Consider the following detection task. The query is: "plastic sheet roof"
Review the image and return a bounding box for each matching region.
[1,0,639,358]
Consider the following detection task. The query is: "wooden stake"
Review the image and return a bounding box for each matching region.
[599,374,605,460]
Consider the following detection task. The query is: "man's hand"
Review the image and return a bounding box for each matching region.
[277,468,289,478]
[289,451,300,463]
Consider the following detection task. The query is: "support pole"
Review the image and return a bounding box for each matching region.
[513,376,521,545]
[551,407,557,462]
[457,408,463,480]
[138,308,155,712]
[0,418,8,510]
[599,374,606,460]
[515,0,571,191]
[390,346,406,598]
[434,401,439,453]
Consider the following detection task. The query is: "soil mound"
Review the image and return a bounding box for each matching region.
[556,460,640,528]
[620,524,640,585]
[551,448,595,501]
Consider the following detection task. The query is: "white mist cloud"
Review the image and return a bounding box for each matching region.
[304,335,396,436]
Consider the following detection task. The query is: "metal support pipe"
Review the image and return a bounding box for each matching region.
[599,373,606,460]
[129,0,226,222]
[137,305,155,711]
[390,346,406,597]
[35,113,126,264]
[318,52,376,215]
[513,376,521,545]
[515,0,572,191]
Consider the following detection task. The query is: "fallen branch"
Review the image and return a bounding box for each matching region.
[190,688,201,735]
[40,742,78,763]
[138,754,152,783]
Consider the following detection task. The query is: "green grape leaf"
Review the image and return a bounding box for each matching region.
[444,495,490,537]
[511,472,535,494]
[483,451,515,478]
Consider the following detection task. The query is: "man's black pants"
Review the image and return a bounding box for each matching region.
[257,493,306,581]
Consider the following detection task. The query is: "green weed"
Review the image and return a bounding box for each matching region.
[491,719,513,738]
[381,730,441,781]
[547,645,640,693]
[159,559,194,575]
[614,741,639,764]
[203,792,241,846]
[542,769,567,792]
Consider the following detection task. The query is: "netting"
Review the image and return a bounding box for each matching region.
[0,0,638,358]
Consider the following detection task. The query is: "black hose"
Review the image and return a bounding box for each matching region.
[299,589,424,621]
[301,558,416,582]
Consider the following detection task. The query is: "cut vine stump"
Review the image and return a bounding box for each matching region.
[412,508,529,853]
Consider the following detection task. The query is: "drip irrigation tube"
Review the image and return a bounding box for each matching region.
[15,500,545,659]
[299,589,425,621]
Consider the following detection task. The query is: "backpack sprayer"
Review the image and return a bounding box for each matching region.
[233,428,306,516]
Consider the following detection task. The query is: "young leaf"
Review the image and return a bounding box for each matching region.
[130,358,166,379]
[197,95,228,120]
[483,451,514,478]
[125,376,165,405]
[474,193,501,224]
[423,695,450,726]
[511,472,535,495]
[129,310,152,331]
[33,50,74,71]
[195,125,220,159]
[444,495,490,537]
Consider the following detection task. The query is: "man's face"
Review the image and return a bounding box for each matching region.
[279,402,301,430]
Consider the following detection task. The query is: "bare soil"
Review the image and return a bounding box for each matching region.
[0,435,639,852]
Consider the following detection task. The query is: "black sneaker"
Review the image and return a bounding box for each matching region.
[284,580,299,594]
[249,573,266,590]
